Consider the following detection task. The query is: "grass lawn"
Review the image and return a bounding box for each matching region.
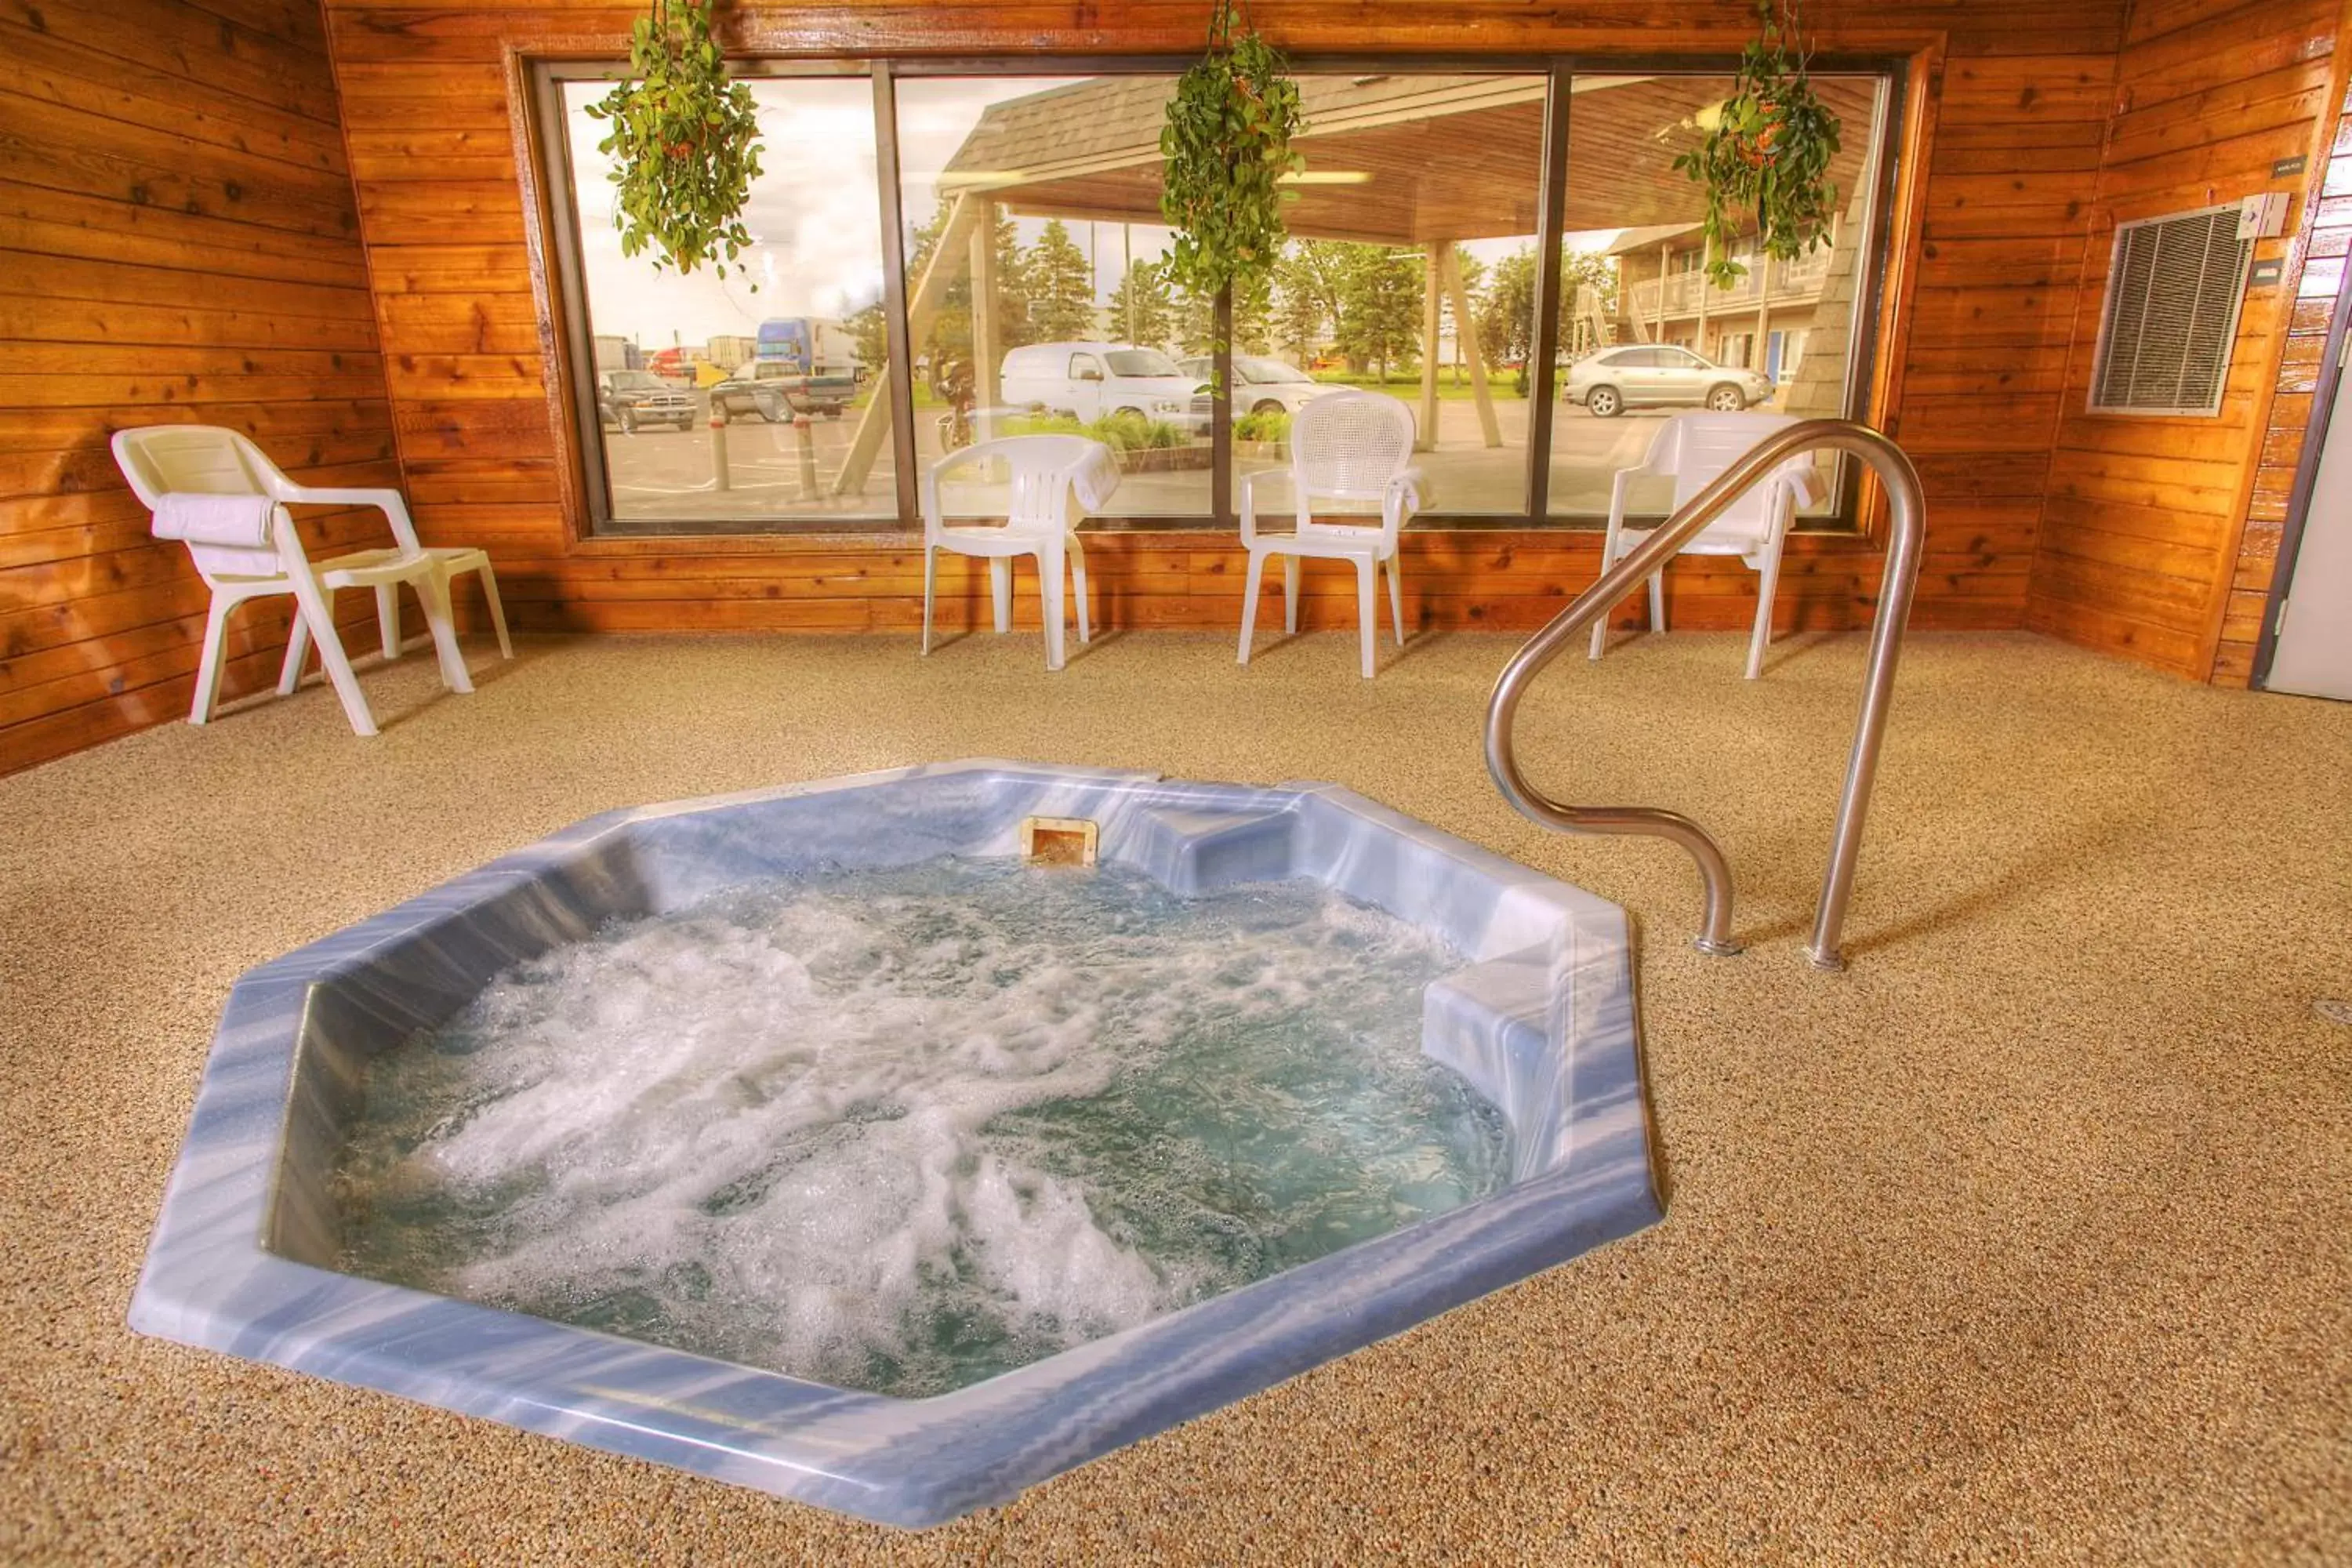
[1308,371,1529,401]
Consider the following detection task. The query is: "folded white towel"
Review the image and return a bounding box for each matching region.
[1068,441,1123,514]
[152,493,275,548]
[1388,466,1430,516]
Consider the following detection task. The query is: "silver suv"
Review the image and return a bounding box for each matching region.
[1563,345,1774,418]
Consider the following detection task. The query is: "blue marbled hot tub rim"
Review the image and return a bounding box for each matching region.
[131,759,1663,1529]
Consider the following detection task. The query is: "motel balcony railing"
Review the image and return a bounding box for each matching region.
[1627,248,1835,322]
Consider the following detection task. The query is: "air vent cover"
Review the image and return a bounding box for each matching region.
[2089,205,2253,416]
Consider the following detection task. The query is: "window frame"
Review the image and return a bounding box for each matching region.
[529,53,1907,539]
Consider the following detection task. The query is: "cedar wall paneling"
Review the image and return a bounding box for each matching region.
[318,0,2128,642]
[2031,0,2347,679]
[0,0,401,774]
[2216,25,2352,685]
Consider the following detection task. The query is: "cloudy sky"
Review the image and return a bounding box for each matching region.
[565,75,1616,355]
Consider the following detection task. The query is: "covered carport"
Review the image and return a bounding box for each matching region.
[838,70,1878,497]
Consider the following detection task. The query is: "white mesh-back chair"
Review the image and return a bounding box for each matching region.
[1237,390,1424,679]
[920,435,1120,670]
[1588,411,1826,679]
[111,426,506,736]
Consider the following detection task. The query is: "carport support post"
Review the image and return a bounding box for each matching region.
[970,199,1000,445]
[1417,244,1443,452]
[834,192,981,497]
[1439,244,1501,449]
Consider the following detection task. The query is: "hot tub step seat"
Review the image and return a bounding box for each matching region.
[1424,942,1569,1181]
[1114,804,1298,895]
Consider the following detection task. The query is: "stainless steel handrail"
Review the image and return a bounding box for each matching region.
[1484,418,1926,971]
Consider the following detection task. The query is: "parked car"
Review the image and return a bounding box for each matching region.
[1000,342,1206,429]
[708,358,855,423]
[1562,345,1774,417]
[1177,354,1344,417]
[597,370,694,434]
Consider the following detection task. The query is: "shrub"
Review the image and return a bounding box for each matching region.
[1234,409,1290,443]
[1083,410,1188,452]
[1003,412,1087,438]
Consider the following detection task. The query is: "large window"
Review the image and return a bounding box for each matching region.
[894,74,1211,521]
[1240,72,1548,521]
[537,61,1898,535]
[1556,72,1890,521]
[545,68,894,534]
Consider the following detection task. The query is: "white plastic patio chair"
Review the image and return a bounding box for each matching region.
[1236,390,1425,680]
[111,425,508,736]
[1588,410,1828,680]
[920,434,1120,671]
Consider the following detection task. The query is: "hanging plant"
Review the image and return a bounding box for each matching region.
[1671,0,1842,289]
[1158,0,1305,335]
[583,0,764,280]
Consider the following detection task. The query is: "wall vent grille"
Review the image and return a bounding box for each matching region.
[2089,205,2253,416]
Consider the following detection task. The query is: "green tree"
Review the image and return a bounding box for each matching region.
[1174,284,1217,358]
[1478,245,1620,394]
[1164,273,1272,365]
[1027,220,1096,341]
[1272,268,1323,365]
[1480,249,1538,393]
[1332,245,1423,383]
[845,300,888,377]
[1232,285,1271,355]
[906,195,1034,379]
[1106,260,1174,348]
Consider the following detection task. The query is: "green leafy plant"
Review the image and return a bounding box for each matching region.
[1002,409,1185,451]
[583,0,764,280]
[1004,412,1088,439]
[1086,410,1188,452]
[1671,0,1842,289]
[1158,0,1305,348]
[1234,408,1290,443]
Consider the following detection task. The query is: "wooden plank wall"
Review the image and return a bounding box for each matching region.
[2216,23,2352,686]
[316,0,2129,644]
[0,0,402,774]
[2029,0,2345,679]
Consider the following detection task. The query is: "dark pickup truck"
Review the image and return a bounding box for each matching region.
[708,360,858,423]
[597,371,695,434]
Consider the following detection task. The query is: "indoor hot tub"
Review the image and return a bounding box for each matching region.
[132,759,1661,1528]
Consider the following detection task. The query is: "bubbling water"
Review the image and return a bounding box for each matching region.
[334,858,1511,1396]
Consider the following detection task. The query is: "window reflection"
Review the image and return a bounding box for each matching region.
[1554,73,1887,518]
[895,76,1213,520]
[560,74,891,533]
[543,65,1891,532]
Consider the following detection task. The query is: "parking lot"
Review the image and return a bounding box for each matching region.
[595,390,1716,528]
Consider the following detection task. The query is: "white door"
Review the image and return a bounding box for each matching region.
[2268,362,2352,699]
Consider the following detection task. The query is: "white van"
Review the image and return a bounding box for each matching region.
[1000,342,1207,428]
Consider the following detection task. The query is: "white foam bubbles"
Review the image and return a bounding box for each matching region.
[335,859,1508,1396]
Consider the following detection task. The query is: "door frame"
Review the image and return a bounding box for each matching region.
[2254,238,2352,688]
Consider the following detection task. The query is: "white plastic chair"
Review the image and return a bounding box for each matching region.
[1588,411,1827,680]
[111,425,509,736]
[1236,390,1425,680]
[920,435,1119,671]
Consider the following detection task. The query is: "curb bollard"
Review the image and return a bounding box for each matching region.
[795,411,823,495]
[710,408,731,492]
[793,412,819,496]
